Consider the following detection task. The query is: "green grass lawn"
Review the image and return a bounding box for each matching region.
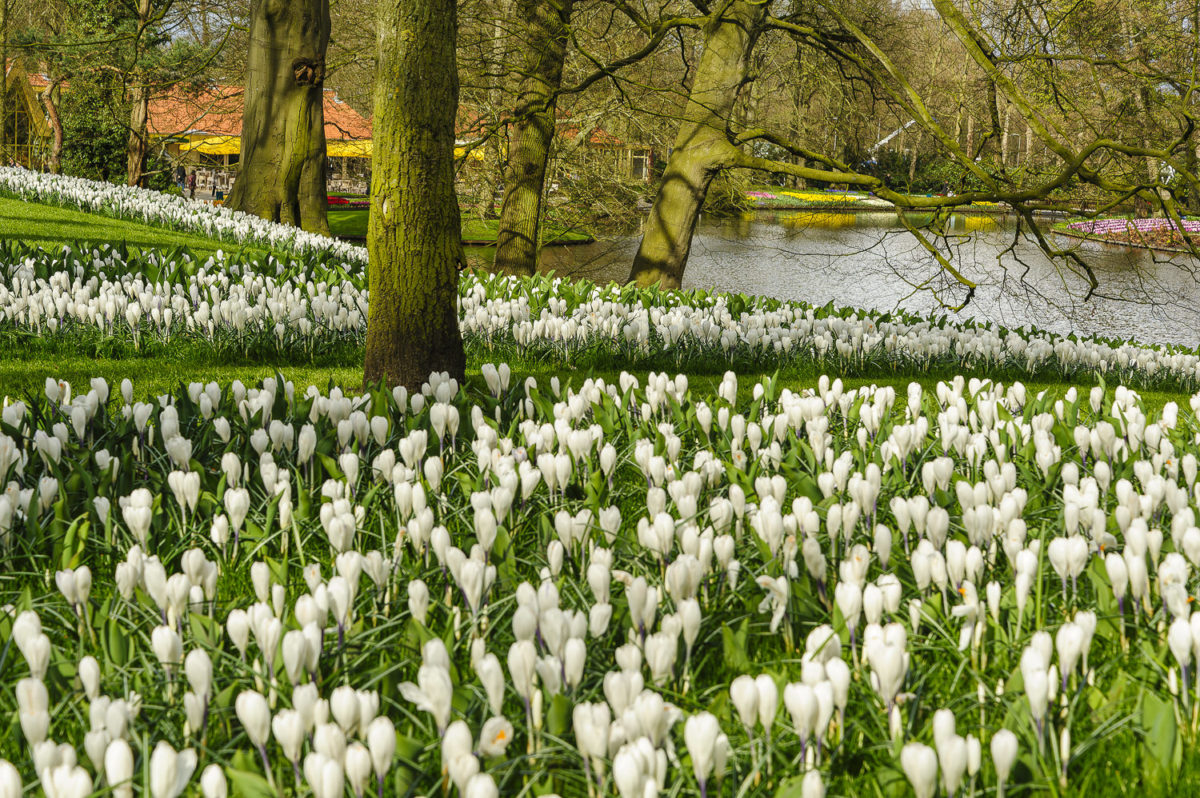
[327,208,594,244]
[0,196,272,259]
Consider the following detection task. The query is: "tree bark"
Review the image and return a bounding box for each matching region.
[627,1,768,289]
[1,0,11,163]
[363,0,466,389]
[42,83,63,173]
[127,84,150,185]
[999,104,1011,167]
[125,0,153,185]
[226,0,331,234]
[493,0,574,276]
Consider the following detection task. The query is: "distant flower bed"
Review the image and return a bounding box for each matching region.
[1067,218,1200,235]
[1064,218,1200,251]
[745,190,863,207]
[327,197,370,210]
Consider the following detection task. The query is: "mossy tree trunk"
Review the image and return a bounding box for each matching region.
[124,0,153,186]
[363,0,466,389]
[226,0,330,234]
[493,0,574,276]
[0,0,8,163]
[127,86,150,185]
[42,82,63,173]
[628,1,767,289]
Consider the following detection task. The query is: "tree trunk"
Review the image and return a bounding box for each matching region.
[789,42,805,189]
[493,0,574,276]
[127,83,150,185]
[1000,105,1011,167]
[1,0,11,163]
[628,1,768,289]
[124,0,153,185]
[226,0,331,234]
[42,83,63,173]
[363,0,465,389]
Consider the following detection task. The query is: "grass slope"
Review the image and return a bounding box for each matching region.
[0,196,269,258]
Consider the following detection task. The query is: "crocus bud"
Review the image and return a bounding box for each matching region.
[151,626,182,673]
[16,677,50,744]
[185,649,212,700]
[684,712,721,789]
[802,770,825,798]
[78,656,101,701]
[464,773,499,798]
[104,740,135,798]
[0,761,21,798]
[23,633,50,680]
[408,579,430,624]
[730,675,760,734]
[900,742,939,798]
[200,765,227,798]
[331,685,362,736]
[148,740,197,798]
[236,691,271,748]
[366,716,396,781]
[40,763,92,798]
[344,743,372,798]
[272,709,305,766]
[226,610,250,657]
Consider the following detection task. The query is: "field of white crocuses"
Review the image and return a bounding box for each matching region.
[2,236,1200,393]
[2,368,1200,797]
[5,168,1200,390]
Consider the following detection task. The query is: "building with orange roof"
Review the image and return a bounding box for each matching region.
[148,83,373,196]
[4,66,653,192]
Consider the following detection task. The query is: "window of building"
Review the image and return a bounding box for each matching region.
[631,149,649,181]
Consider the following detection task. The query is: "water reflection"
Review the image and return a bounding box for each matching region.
[466,210,1200,347]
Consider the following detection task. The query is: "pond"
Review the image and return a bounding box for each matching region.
[466,210,1200,348]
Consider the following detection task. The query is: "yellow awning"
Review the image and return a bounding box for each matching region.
[455,145,486,161]
[178,136,484,160]
[180,135,241,155]
[327,139,372,158]
[327,141,485,160]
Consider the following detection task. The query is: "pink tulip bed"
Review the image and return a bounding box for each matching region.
[1063,217,1200,250]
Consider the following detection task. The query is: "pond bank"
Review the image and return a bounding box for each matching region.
[328,208,595,246]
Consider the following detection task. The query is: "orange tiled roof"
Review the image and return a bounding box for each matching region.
[147,83,371,140]
[5,59,56,89]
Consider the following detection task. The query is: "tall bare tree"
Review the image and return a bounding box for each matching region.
[629,1,768,287]
[225,0,331,233]
[363,0,465,387]
[492,0,574,275]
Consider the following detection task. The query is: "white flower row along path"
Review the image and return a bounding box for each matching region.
[1,241,1200,387]
[0,166,367,265]
[0,370,1197,796]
